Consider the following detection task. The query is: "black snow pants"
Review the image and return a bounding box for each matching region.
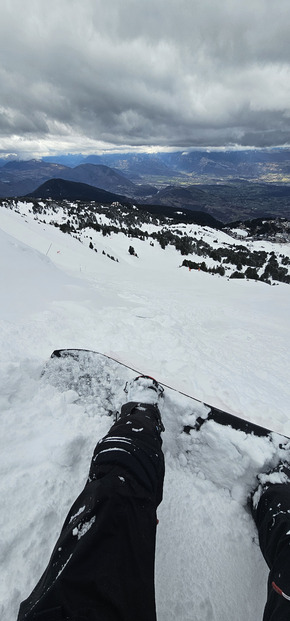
[254,484,290,621]
[17,402,165,621]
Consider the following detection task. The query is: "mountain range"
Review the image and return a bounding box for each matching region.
[0,160,156,200]
[40,148,290,182]
[1,150,290,222]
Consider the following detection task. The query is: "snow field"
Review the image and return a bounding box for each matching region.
[0,206,290,620]
[155,386,290,620]
[156,465,266,621]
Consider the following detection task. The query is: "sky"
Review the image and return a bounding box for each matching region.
[1,0,290,158]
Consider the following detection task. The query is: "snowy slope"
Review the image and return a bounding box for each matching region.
[0,206,290,620]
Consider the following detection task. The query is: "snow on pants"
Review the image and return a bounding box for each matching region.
[254,484,290,621]
[17,402,165,621]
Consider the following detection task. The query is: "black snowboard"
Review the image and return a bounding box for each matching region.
[45,348,290,444]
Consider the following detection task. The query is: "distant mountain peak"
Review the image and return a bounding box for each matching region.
[25,178,128,204]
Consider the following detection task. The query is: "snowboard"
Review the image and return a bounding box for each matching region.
[43,348,290,495]
[41,348,290,618]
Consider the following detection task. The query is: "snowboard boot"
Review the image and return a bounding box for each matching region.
[124,375,164,406]
[249,461,290,520]
[123,375,165,432]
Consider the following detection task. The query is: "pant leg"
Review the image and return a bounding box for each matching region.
[254,484,290,621]
[17,403,165,621]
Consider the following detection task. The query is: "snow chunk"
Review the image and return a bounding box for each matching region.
[69,506,86,524]
[72,516,96,540]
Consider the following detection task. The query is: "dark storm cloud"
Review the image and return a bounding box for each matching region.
[1,0,290,155]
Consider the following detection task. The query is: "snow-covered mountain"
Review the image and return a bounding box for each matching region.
[2,198,290,284]
[0,201,290,620]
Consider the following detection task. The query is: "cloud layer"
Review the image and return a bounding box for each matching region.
[1,0,290,155]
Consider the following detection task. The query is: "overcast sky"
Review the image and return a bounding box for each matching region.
[1,0,290,157]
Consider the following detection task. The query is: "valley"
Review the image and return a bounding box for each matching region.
[1,149,290,222]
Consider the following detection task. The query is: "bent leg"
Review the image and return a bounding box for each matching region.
[254,484,290,621]
[18,403,165,621]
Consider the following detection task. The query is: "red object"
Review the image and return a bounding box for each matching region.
[272,581,290,601]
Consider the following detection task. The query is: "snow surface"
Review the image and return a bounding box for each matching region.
[1,205,290,620]
[231,228,249,238]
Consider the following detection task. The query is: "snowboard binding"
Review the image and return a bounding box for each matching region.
[124,375,164,404]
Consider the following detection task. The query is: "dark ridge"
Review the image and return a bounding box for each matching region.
[24,178,129,204]
[228,216,289,227]
[23,178,224,228]
[138,204,224,229]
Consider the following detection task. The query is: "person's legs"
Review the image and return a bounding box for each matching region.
[17,399,165,621]
[251,465,290,621]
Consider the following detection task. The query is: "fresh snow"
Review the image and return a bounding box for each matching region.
[231,228,249,238]
[0,205,290,620]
